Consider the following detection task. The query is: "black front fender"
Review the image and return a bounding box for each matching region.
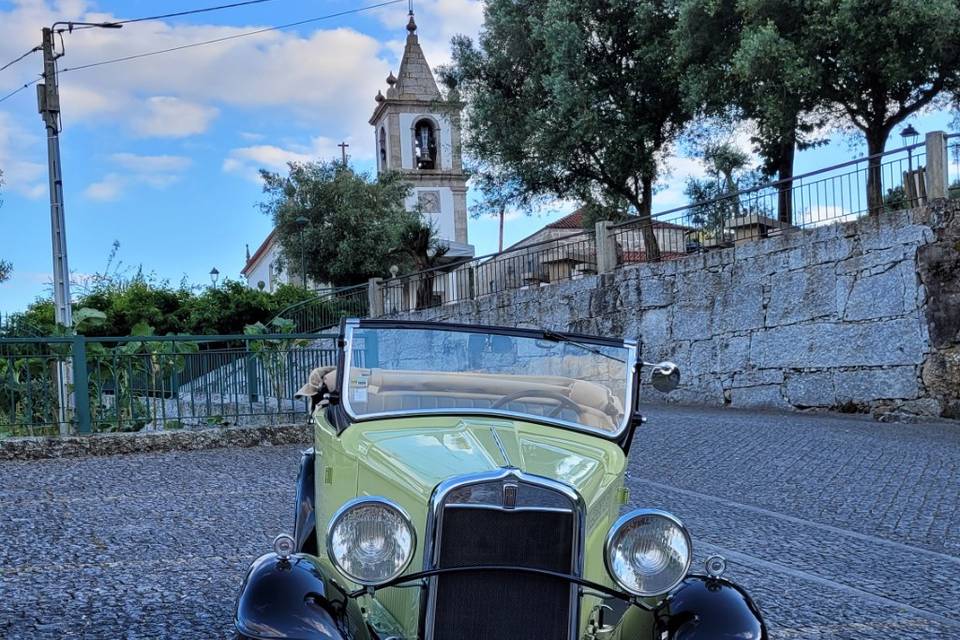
[652,575,767,639]
[234,552,371,640]
[294,448,317,555]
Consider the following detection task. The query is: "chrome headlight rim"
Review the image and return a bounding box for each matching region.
[604,508,692,597]
[326,496,417,586]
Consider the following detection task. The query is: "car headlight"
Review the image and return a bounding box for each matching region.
[327,497,416,586]
[604,509,692,596]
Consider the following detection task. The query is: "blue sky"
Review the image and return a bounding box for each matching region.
[0,0,956,313]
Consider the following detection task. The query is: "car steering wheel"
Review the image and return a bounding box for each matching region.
[491,389,582,418]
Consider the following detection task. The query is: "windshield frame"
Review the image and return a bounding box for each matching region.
[335,319,639,441]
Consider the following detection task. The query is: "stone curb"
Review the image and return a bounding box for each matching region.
[0,423,313,461]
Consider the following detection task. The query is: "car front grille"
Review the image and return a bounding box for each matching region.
[425,474,580,640]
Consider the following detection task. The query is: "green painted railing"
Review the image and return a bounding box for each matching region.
[0,333,337,438]
[274,284,369,333]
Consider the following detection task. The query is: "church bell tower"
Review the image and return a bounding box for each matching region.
[370,11,473,258]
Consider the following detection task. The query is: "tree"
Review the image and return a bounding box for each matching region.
[684,142,762,239]
[450,0,692,261]
[813,0,960,214]
[676,0,827,224]
[259,162,418,287]
[397,218,449,309]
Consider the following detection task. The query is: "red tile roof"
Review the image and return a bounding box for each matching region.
[241,229,277,277]
[544,208,694,231]
[544,208,588,229]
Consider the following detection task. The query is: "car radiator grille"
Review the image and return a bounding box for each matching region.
[429,503,576,639]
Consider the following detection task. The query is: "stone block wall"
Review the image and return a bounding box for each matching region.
[386,200,960,420]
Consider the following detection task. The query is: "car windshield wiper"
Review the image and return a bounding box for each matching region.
[541,330,626,363]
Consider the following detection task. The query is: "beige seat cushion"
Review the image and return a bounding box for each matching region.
[347,368,624,431]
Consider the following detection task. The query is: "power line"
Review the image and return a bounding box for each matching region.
[61,0,284,31]
[0,46,41,73]
[112,0,282,25]
[59,0,406,75]
[0,78,40,105]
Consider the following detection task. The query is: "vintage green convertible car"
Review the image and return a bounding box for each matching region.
[234,319,767,640]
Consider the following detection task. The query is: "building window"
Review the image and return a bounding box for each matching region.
[414,119,437,170]
[379,127,387,170]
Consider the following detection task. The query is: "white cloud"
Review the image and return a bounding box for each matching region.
[222,136,343,182]
[110,152,192,173]
[84,173,125,201]
[0,2,403,149]
[131,97,219,138]
[83,152,192,201]
[375,0,484,70]
[0,112,45,199]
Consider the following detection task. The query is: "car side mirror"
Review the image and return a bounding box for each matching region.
[650,361,680,393]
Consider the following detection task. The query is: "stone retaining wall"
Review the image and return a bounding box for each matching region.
[0,423,311,460]
[390,199,960,420]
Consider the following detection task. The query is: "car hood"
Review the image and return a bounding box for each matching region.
[342,415,627,512]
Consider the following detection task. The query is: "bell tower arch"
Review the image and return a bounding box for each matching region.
[370,11,472,257]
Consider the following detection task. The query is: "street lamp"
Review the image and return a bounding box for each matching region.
[295,216,309,289]
[900,124,920,172]
[209,267,220,288]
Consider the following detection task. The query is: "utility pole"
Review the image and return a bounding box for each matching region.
[37,27,72,435]
[37,27,72,330]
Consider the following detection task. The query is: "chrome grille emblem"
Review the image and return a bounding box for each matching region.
[503,482,518,509]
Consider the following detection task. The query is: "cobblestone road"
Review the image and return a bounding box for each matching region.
[0,406,957,639]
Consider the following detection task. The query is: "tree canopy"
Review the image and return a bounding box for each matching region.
[259,161,431,286]
[14,276,315,338]
[676,0,828,224]
[814,0,960,212]
[454,0,960,235]
[450,0,691,260]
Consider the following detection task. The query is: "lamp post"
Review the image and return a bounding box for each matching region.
[209,267,220,288]
[295,216,309,289]
[900,124,920,172]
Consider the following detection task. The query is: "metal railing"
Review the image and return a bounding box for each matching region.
[611,142,929,257]
[274,284,369,333]
[0,313,44,338]
[949,134,960,197]
[276,135,953,321]
[0,333,337,438]
[380,230,597,314]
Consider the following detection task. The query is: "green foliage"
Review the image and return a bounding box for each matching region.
[676,0,828,224]
[450,0,692,259]
[684,143,767,237]
[259,161,420,286]
[245,318,310,401]
[12,277,316,338]
[884,185,908,211]
[578,197,632,230]
[814,0,960,210]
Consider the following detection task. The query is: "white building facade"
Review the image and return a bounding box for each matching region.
[369,13,474,259]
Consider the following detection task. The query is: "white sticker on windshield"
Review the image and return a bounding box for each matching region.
[352,376,368,403]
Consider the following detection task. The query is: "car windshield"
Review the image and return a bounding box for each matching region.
[341,322,636,437]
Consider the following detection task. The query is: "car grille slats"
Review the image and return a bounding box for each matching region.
[427,478,578,640]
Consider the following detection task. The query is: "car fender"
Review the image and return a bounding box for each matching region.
[614,575,767,640]
[234,552,371,640]
[294,448,317,555]
[653,575,767,639]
